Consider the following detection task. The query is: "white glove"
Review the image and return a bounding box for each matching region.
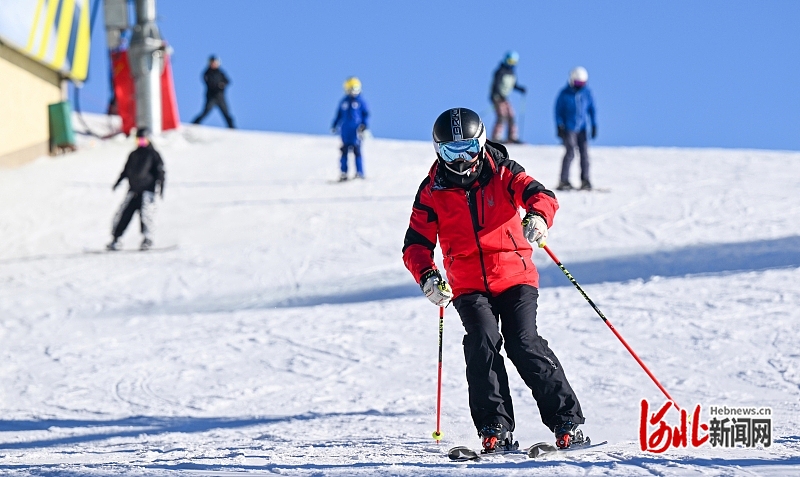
[420,270,453,307]
[522,212,548,247]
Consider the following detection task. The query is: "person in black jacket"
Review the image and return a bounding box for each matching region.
[107,129,165,251]
[191,55,235,128]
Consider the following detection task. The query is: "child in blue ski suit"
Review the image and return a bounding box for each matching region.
[331,77,369,181]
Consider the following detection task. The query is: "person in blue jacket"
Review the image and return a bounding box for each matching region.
[555,66,597,191]
[331,77,369,181]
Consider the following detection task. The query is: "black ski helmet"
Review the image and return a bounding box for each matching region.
[432,108,486,187]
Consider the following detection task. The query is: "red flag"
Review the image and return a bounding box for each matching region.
[111,50,136,135]
[111,48,180,134]
[160,52,180,131]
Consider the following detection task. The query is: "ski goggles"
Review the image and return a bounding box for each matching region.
[435,138,483,163]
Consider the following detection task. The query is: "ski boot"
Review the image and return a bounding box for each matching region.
[580,180,592,191]
[106,239,120,251]
[338,172,348,182]
[140,238,153,251]
[554,421,586,449]
[479,423,518,453]
[556,181,574,191]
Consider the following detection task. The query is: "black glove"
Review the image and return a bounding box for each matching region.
[517,85,527,95]
[591,125,597,139]
[557,125,566,139]
[358,124,367,133]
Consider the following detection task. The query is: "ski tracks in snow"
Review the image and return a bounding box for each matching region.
[1,127,800,475]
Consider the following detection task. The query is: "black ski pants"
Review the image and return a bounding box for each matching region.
[192,93,235,128]
[112,191,155,240]
[560,129,590,184]
[453,284,584,433]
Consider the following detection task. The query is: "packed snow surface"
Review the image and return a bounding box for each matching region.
[1,117,800,475]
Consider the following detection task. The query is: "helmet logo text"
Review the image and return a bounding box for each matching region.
[450,109,463,141]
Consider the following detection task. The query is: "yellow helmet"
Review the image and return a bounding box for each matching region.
[343,76,362,95]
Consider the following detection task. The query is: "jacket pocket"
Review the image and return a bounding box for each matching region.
[507,230,527,271]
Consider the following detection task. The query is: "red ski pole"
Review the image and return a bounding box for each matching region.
[432,306,445,442]
[541,244,679,409]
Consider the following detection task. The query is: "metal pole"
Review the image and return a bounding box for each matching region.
[518,93,526,142]
[128,0,163,135]
[432,306,444,442]
[541,244,680,409]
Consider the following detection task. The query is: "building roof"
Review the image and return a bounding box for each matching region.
[0,0,92,82]
[0,35,63,87]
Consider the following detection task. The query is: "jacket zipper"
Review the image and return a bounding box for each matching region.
[480,189,485,226]
[507,230,527,270]
[466,189,490,292]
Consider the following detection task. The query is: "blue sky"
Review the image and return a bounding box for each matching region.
[73,0,800,150]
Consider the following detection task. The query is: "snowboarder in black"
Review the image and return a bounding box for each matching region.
[107,129,165,251]
[191,55,235,128]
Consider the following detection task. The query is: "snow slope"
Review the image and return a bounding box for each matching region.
[1,117,800,476]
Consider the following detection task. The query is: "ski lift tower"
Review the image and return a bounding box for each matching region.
[105,0,164,135]
[128,0,164,135]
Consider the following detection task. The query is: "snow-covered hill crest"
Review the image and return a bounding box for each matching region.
[1,118,799,475]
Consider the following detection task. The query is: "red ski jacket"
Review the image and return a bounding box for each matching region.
[403,141,558,298]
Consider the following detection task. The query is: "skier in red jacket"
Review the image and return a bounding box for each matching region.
[403,108,585,452]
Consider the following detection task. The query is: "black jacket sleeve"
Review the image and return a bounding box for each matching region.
[114,153,133,188]
[152,150,165,193]
[490,66,503,100]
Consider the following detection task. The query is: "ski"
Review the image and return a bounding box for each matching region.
[447,444,523,461]
[448,439,607,461]
[327,176,366,184]
[557,187,611,193]
[447,446,480,461]
[528,439,608,458]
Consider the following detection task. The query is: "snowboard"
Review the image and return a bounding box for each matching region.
[83,244,179,254]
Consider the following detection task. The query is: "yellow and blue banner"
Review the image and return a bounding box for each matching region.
[0,0,92,81]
